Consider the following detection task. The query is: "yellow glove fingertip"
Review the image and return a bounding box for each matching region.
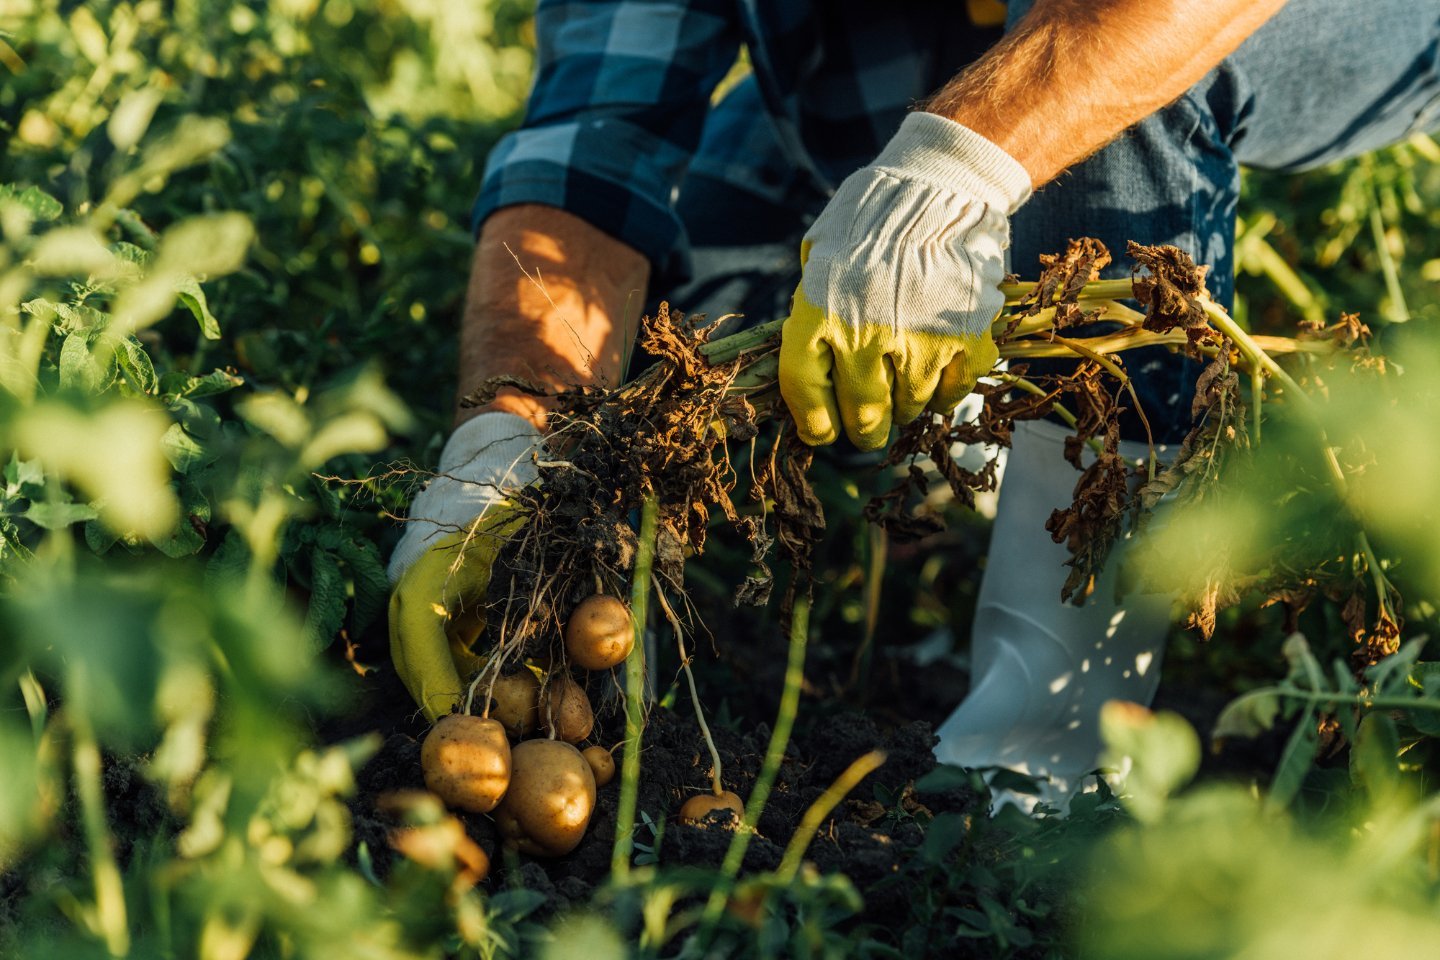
[779,291,842,447]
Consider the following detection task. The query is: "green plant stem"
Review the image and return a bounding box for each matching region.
[776,750,886,882]
[1368,186,1410,324]
[1250,688,1440,714]
[1201,297,1396,618]
[70,686,131,956]
[1199,299,1309,408]
[999,277,1137,303]
[701,596,811,925]
[611,495,658,881]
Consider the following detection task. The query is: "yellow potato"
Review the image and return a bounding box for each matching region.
[581,745,616,787]
[538,673,594,744]
[492,739,597,857]
[485,670,541,738]
[564,594,634,671]
[679,790,745,824]
[420,715,512,814]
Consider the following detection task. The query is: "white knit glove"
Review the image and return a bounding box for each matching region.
[386,412,542,583]
[779,111,1032,450]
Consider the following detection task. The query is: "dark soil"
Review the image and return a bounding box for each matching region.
[347,647,980,926]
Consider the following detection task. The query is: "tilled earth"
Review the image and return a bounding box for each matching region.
[347,653,979,924]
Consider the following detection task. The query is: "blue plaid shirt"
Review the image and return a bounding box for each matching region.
[474,1,1001,284]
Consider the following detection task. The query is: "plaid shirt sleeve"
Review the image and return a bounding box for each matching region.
[473,0,744,278]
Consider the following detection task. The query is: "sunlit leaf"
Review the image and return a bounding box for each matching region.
[1099,702,1201,823]
[13,400,177,538]
[23,500,100,530]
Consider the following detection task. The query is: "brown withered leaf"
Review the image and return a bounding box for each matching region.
[1129,242,1213,346]
[1045,438,1132,604]
[1002,237,1112,340]
[1300,312,1371,348]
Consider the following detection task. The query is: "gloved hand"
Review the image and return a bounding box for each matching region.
[779,111,1031,450]
[387,412,541,721]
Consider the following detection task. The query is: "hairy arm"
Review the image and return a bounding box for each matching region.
[456,204,651,430]
[923,0,1288,186]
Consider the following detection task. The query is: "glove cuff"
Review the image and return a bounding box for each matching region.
[872,112,1033,214]
[387,412,542,583]
[438,411,543,481]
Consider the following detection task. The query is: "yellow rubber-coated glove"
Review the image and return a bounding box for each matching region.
[389,508,526,721]
[387,412,541,720]
[779,112,1032,450]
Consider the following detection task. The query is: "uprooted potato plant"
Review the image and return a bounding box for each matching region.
[434,239,1390,685]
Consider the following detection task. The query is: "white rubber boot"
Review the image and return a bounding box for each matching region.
[934,418,1173,812]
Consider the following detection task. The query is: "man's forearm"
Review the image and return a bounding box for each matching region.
[923,0,1287,186]
[456,204,651,430]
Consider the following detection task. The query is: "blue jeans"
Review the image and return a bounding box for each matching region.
[662,0,1440,441]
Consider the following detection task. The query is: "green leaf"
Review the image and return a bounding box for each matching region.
[1266,704,1319,811]
[1282,633,1325,691]
[85,518,121,555]
[158,213,254,280]
[488,888,547,922]
[1213,689,1282,740]
[206,530,252,588]
[1350,712,1401,804]
[1366,636,1429,696]
[112,241,153,265]
[24,500,100,529]
[338,537,388,636]
[987,768,1044,796]
[919,812,967,864]
[176,276,222,340]
[58,334,101,392]
[1406,663,1440,736]
[1099,702,1202,823]
[160,423,215,475]
[151,480,210,558]
[5,454,45,497]
[159,368,244,400]
[913,764,975,795]
[0,185,63,221]
[52,302,109,335]
[115,336,158,395]
[302,548,347,652]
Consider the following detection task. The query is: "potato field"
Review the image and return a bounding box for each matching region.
[3,3,1440,959]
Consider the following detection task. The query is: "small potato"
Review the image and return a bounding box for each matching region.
[421,715,512,814]
[582,745,616,787]
[539,673,594,744]
[564,595,634,671]
[486,671,541,738]
[679,790,744,824]
[493,739,597,857]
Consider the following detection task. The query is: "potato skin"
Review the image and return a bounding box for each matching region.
[493,739,597,856]
[564,595,634,671]
[486,671,541,738]
[539,674,594,743]
[421,715,512,814]
[581,745,615,787]
[679,790,744,824]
